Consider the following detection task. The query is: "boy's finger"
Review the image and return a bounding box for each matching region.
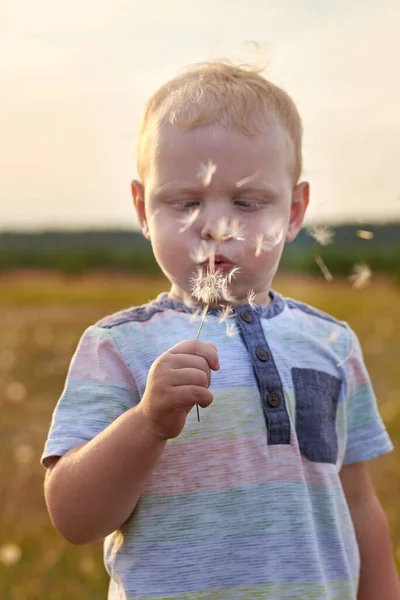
[170,340,220,371]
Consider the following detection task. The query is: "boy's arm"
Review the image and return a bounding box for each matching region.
[340,461,400,600]
[44,339,219,545]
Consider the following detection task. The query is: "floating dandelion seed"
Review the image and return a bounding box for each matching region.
[247,289,257,310]
[178,207,200,233]
[254,229,284,257]
[189,307,202,324]
[217,305,234,324]
[315,255,333,282]
[215,216,246,242]
[356,229,374,240]
[349,263,372,289]
[190,241,211,264]
[226,322,239,337]
[309,225,335,246]
[326,327,340,344]
[227,266,241,284]
[197,160,217,186]
[235,171,260,188]
[337,349,354,367]
[229,218,246,241]
[222,290,238,303]
[147,208,162,228]
[337,344,354,367]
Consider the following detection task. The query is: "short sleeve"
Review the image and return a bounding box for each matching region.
[41,325,140,468]
[342,326,393,465]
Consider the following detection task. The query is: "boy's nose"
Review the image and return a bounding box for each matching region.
[200,209,230,241]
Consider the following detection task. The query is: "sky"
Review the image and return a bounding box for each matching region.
[1,0,399,231]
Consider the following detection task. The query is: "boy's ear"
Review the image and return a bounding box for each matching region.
[131,179,150,240]
[286,181,310,242]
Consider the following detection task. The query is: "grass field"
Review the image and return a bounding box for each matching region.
[1,271,399,599]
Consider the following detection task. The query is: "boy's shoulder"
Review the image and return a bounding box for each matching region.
[284,295,348,330]
[94,292,176,329]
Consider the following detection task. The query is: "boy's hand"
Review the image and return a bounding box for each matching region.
[138,340,220,440]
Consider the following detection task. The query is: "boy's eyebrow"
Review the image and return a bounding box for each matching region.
[153,182,203,196]
[153,181,280,198]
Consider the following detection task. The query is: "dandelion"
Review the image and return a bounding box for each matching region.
[190,269,229,307]
[226,322,239,337]
[309,225,335,246]
[254,229,284,257]
[189,267,236,421]
[315,255,333,282]
[197,160,217,186]
[356,229,374,240]
[349,263,372,289]
[178,207,200,233]
[247,289,257,310]
[236,171,260,188]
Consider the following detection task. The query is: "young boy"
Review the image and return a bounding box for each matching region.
[41,62,399,599]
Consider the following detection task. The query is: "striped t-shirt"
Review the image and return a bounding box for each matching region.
[41,290,393,600]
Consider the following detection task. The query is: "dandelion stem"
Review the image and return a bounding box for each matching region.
[194,301,210,422]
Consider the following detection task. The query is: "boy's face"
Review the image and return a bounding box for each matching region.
[132,122,309,306]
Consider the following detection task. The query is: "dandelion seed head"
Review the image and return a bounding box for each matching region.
[189,268,229,304]
[197,160,217,186]
[309,225,335,246]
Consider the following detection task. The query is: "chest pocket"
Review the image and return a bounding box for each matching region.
[292,368,342,464]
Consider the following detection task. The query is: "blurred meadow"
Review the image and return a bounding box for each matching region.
[1,269,400,599]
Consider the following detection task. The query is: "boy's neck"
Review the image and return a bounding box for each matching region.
[168,286,272,309]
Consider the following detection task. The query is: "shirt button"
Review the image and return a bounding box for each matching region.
[240,311,253,323]
[256,347,269,361]
[267,392,281,408]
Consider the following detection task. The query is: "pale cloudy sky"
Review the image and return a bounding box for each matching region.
[1,0,399,230]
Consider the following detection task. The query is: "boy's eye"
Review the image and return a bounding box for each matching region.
[176,200,200,210]
[234,198,262,210]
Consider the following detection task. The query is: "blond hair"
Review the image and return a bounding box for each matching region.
[137,61,303,184]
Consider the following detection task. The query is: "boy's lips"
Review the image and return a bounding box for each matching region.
[200,255,234,273]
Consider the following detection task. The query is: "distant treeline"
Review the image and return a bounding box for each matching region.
[0,224,399,279]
